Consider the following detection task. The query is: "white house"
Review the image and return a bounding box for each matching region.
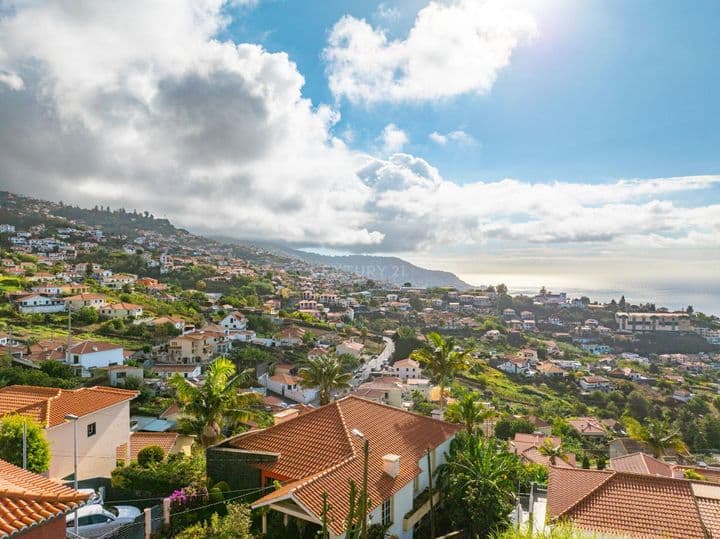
[68,341,124,377]
[579,375,613,391]
[498,358,535,377]
[392,358,422,381]
[107,365,144,387]
[152,363,202,379]
[211,396,461,539]
[14,294,66,314]
[220,311,248,331]
[100,302,144,319]
[258,372,318,404]
[0,385,137,480]
[337,340,364,358]
[581,343,612,355]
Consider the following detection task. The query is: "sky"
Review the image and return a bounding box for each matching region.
[0,0,718,309]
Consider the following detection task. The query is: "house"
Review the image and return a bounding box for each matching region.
[535,361,567,377]
[545,466,720,539]
[14,293,66,314]
[508,433,576,467]
[497,357,534,377]
[568,416,607,437]
[64,292,107,311]
[336,340,364,358]
[580,343,611,355]
[167,329,229,363]
[258,372,318,404]
[278,326,305,346]
[207,396,461,539]
[101,273,137,290]
[615,311,691,332]
[107,364,144,387]
[527,416,552,435]
[0,458,89,538]
[147,316,185,332]
[673,389,694,403]
[354,376,404,408]
[0,385,137,480]
[391,358,421,381]
[220,311,248,331]
[579,375,612,391]
[68,340,124,377]
[116,431,193,463]
[100,302,144,319]
[152,363,202,379]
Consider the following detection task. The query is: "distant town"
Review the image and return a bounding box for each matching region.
[1,189,719,538]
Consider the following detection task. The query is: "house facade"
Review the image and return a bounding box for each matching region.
[14,294,66,314]
[0,385,136,481]
[68,341,124,377]
[615,312,691,332]
[392,358,422,381]
[207,396,460,539]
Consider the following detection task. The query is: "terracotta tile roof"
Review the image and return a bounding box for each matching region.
[0,385,137,428]
[548,467,720,539]
[231,396,460,535]
[568,416,607,435]
[0,458,88,537]
[510,433,561,455]
[116,432,179,461]
[610,452,673,477]
[269,374,300,385]
[520,447,574,469]
[69,340,122,354]
[105,302,143,310]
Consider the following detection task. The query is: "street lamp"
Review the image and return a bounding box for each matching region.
[64,414,79,537]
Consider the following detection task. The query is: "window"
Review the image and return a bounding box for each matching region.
[381,497,392,526]
[73,355,80,364]
[87,422,96,437]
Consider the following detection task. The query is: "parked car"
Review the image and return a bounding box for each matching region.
[66,505,142,538]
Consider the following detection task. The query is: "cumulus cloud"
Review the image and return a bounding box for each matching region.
[0,0,716,256]
[378,123,409,154]
[429,130,476,146]
[324,0,537,104]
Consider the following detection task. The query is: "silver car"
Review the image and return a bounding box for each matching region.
[66,504,142,538]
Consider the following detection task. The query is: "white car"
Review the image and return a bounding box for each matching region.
[66,504,142,538]
[77,488,103,506]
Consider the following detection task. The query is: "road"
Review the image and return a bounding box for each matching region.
[350,336,394,387]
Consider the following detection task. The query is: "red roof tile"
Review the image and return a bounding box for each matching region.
[0,458,88,537]
[610,452,673,477]
[231,396,460,535]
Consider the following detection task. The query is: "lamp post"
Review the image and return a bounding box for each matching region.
[65,414,79,537]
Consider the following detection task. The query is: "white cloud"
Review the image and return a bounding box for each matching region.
[0,70,24,90]
[324,0,537,104]
[374,3,401,24]
[429,129,476,146]
[0,0,716,258]
[378,123,409,154]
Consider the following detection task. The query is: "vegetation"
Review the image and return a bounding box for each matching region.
[171,358,262,447]
[174,502,252,539]
[298,355,352,406]
[411,332,471,409]
[445,391,494,433]
[438,432,523,538]
[622,416,687,457]
[111,452,205,498]
[0,415,50,473]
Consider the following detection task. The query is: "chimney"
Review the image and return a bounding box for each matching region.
[382,454,400,478]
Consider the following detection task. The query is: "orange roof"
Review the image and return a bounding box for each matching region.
[105,302,143,310]
[510,433,561,455]
[610,452,673,477]
[116,432,179,461]
[548,467,720,539]
[69,340,122,354]
[229,396,460,535]
[568,416,606,435]
[0,458,88,537]
[269,374,300,385]
[0,385,137,428]
[520,446,574,469]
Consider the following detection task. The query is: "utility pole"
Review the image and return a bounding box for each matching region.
[65,305,72,366]
[64,414,79,537]
[427,448,435,539]
[360,438,369,539]
[22,419,27,470]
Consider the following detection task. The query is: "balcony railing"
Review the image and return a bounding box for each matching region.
[402,489,440,531]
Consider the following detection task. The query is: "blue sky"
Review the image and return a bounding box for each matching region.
[230,0,720,186]
[0,0,718,309]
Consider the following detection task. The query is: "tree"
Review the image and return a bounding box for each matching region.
[75,306,99,324]
[137,445,165,466]
[174,502,252,539]
[625,391,651,420]
[170,358,260,448]
[411,332,471,409]
[618,295,626,310]
[298,355,352,406]
[438,432,521,537]
[445,392,493,434]
[0,415,50,473]
[622,416,687,457]
[494,417,534,440]
[538,439,566,466]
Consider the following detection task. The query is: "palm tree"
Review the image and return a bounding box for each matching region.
[170,357,260,448]
[622,416,688,457]
[444,392,494,434]
[538,439,567,465]
[411,332,471,410]
[437,432,521,537]
[299,355,352,405]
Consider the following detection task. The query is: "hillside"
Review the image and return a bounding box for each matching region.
[251,242,472,289]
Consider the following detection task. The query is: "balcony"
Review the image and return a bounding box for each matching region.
[402,489,440,531]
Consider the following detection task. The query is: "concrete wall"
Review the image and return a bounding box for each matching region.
[46,401,130,481]
[72,348,124,370]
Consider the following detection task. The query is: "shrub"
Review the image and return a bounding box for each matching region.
[0,415,50,473]
[137,445,165,466]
